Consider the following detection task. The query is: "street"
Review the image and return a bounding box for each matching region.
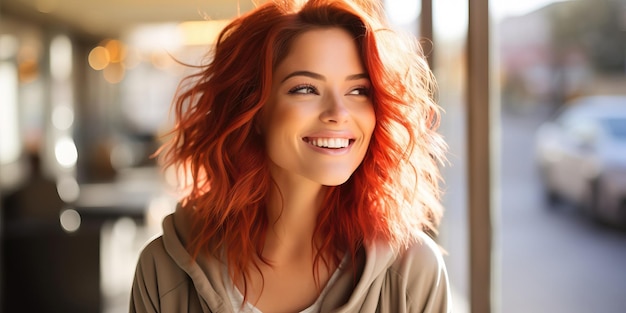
[440,106,626,313]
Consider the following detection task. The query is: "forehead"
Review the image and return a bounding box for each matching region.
[275,27,365,77]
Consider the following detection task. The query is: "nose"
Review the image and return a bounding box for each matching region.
[320,93,349,124]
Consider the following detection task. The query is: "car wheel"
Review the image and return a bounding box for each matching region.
[538,166,560,209]
[544,188,560,208]
[587,178,609,225]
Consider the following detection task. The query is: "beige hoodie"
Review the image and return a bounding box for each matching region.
[130,207,451,313]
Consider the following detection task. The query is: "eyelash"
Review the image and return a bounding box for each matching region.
[287,84,371,96]
[350,86,371,96]
[288,84,318,95]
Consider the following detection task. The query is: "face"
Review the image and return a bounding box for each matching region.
[261,27,376,187]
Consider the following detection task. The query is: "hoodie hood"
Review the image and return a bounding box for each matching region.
[144,204,450,313]
[161,204,400,312]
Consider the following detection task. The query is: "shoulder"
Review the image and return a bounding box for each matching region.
[135,212,189,281]
[138,236,168,262]
[134,236,190,297]
[136,237,180,274]
[387,233,451,312]
[131,236,197,313]
[391,233,447,277]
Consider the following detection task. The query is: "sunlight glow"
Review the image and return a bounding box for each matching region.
[385,0,421,25]
[492,0,572,20]
[434,0,468,40]
[177,20,231,46]
[0,62,20,164]
[433,0,570,40]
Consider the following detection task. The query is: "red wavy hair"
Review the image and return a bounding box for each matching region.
[160,0,446,292]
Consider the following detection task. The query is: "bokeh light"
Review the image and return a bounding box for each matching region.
[103,62,125,83]
[89,39,129,83]
[17,41,40,83]
[56,175,80,202]
[54,136,78,168]
[88,46,110,70]
[59,208,81,232]
[52,105,74,130]
[50,35,72,81]
[104,39,125,63]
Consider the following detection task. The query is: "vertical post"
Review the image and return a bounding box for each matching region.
[420,0,434,68]
[467,0,492,313]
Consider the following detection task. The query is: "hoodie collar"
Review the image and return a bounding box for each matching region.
[162,205,233,313]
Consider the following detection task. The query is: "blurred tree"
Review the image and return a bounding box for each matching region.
[550,0,626,74]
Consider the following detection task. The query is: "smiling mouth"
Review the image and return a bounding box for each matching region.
[303,137,354,149]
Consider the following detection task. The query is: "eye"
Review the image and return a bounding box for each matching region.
[288,84,319,95]
[348,86,371,96]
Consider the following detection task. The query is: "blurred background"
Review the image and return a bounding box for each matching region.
[1,0,625,312]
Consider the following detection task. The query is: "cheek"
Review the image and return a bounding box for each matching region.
[266,101,319,130]
[362,106,377,139]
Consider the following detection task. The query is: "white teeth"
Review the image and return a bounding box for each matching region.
[308,138,350,148]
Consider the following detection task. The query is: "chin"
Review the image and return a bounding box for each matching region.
[295,162,363,186]
[316,173,355,187]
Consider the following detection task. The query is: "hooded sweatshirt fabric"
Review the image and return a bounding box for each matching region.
[130,206,451,313]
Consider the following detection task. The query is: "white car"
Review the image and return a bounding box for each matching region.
[535,95,626,225]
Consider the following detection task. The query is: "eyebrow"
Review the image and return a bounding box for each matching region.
[281,71,369,83]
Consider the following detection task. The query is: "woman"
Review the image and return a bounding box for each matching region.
[130,0,450,312]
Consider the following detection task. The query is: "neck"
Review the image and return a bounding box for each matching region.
[263,174,327,263]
